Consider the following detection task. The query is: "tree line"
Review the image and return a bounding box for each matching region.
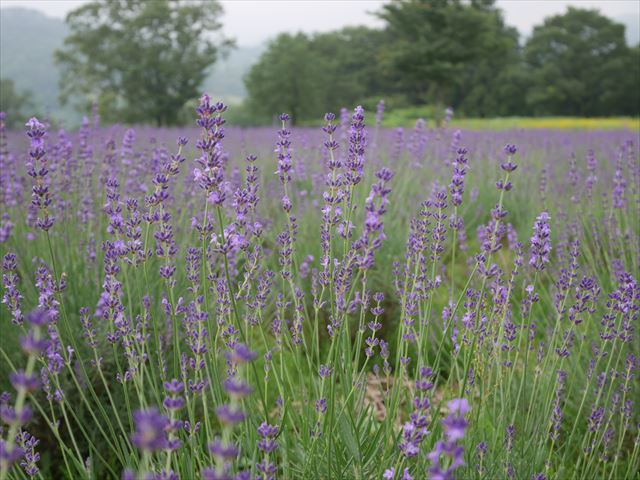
[245,1,640,122]
[1,0,638,126]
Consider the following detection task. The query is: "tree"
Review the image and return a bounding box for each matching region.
[310,27,393,113]
[449,18,524,116]
[55,0,233,126]
[244,27,393,124]
[376,0,518,109]
[0,78,33,128]
[244,33,325,124]
[524,7,637,116]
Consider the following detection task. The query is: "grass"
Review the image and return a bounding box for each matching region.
[380,106,640,130]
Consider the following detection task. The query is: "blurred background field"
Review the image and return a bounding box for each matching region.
[381,112,640,131]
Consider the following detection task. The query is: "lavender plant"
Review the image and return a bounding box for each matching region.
[0,102,638,480]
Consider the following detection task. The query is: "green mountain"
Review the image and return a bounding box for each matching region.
[0,7,73,124]
[0,7,262,126]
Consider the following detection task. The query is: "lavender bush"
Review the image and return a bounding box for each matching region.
[0,101,638,479]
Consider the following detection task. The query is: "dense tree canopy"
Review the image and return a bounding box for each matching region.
[50,0,639,124]
[244,33,323,123]
[524,7,639,116]
[244,3,639,122]
[55,0,232,126]
[310,27,391,113]
[377,0,517,106]
[244,28,390,124]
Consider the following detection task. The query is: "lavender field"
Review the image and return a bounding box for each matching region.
[0,99,638,480]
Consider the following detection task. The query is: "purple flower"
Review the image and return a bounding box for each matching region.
[131,408,170,452]
[0,404,32,426]
[257,421,279,454]
[222,378,253,398]
[549,371,567,442]
[275,114,293,184]
[449,147,468,207]
[354,167,394,270]
[442,398,470,442]
[257,422,279,439]
[427,398,470,479]
[346,106,367,188]
[19,330,48,355]
[226,343,257,364]
[501,144,518,172]
[0,439,25,470]
[208,437,238,460]
[503,143,517,155]
[16,430,40,477]
[318,364,332,378]
[476,441,487,457]
[122,469,135,480]
[25,117,55,231]
[162,396,185,411]
[27,308,50,327]
[164,379,184,395]
[612,146,627,209]
[0,214,13,244]
[529,212,552,271]
[444,106,454,125]
[505,424,515,452]
[215,404,245,425]
[2,253,23,325]
[398,368,433,459]
[194,94,228,207]
[10,371,40,393]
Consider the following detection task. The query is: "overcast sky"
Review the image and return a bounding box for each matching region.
[0,0,638,46]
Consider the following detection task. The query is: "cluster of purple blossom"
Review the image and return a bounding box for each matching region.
[0,98,638,480]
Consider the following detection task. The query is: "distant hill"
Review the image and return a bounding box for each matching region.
[204,44,265,103]
[0,7,263,126]
[0,7,72,124]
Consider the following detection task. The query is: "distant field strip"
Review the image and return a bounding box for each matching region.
[382,113,640,130]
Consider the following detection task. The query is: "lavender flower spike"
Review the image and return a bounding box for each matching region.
[131,408,170,452]
[427,398,470,479]
[25,117,55,231]
[529,211,552,271]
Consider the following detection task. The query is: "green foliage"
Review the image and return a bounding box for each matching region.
[244,33,322,124]
[244,28,391,124]
[377,0,517,109]
[310,27,391,113]
[0,78,32,128]
[524,7,639,116]
[54,0,233,126]
[0,8,75,126]
[244,3,639,122]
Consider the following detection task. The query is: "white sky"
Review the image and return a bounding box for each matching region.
[0,0,638,46]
